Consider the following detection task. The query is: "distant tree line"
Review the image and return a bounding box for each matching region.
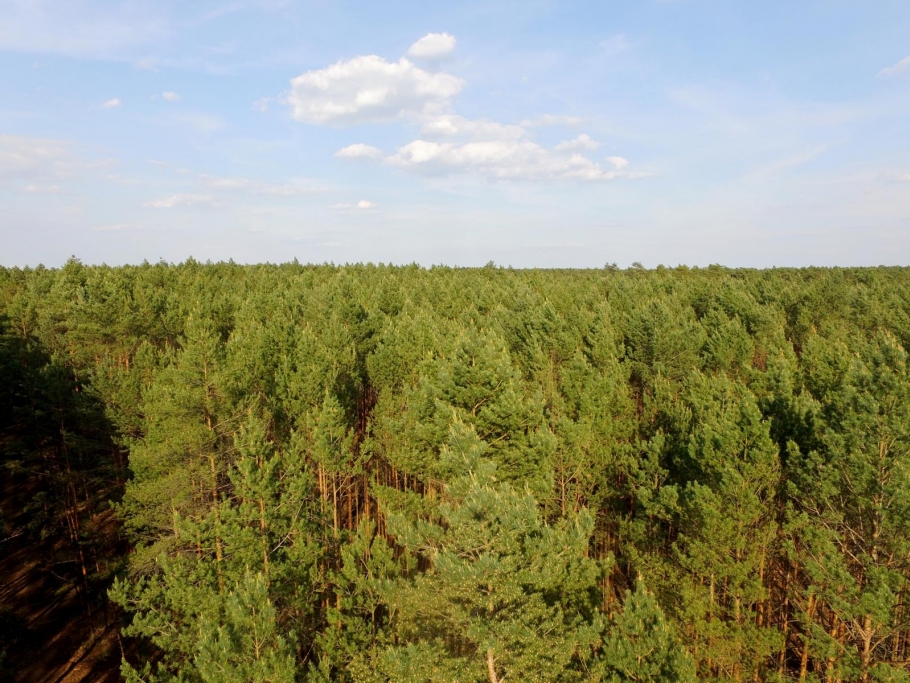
[3,259,910,682]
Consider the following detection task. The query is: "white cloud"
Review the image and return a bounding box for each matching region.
[745,144,828,180]
[0,136,70,175]
[605,156,629,170]
[170,112,224,133]
[199,174,322,196]
[103,98,122,108]
[92,223,129,232]
[407,32,457,59]
[263,183,322,197]
[521,114,583,127]
[600,34,631,56]
[420,114,526,141]
[23,183,60,193]
[333,199,377,210]
[0,1,168,60]
[335,143,383,160]
[386,139,644,181]
[202,176,248,189]
[555,134,600,152]
[162,91,180,102]
[143,193,215,208]
[286,55,463,125]
[878,56,910,78]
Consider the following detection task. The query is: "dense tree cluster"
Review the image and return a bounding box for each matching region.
[3,259,910,682]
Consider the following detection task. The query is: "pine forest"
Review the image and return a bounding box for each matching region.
[4,259,910,683]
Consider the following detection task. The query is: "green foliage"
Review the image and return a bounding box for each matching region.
[5,262,910,682]
[195,572,297,683]
[379,425,605,683]
[594,582,696,683]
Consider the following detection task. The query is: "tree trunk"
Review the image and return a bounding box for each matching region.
[800,593,817,683]
[486,649,501,683]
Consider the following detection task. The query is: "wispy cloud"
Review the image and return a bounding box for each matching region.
[520,115,583,128]
[103,98,122,108]
[23,183,60,193]
[92,223,130,232]
[170,111,224,133]
[0,135,109,187]
[142,193,215,209]
[878,56,910,78]
[599,34,631,56]
[0,0,169,60]
[198,174,322,196]
[333,200,377,210]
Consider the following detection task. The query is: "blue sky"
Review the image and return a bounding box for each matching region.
[1,0,909,267]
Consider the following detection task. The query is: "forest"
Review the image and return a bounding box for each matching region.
[2,259,910,683]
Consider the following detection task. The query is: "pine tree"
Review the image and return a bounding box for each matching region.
[593,582,696,683]
[194,572,297,683]
[378,424,605,683]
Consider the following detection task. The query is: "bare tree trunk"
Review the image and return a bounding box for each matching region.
[486,649,501,683]
[800,593,817,683]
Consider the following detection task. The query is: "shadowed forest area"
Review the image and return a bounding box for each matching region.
[3,260,910,682]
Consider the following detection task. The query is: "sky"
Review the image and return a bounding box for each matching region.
[1,0,909,268]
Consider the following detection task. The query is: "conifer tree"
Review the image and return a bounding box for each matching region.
[195,572,297,683]
[379,424,605,683]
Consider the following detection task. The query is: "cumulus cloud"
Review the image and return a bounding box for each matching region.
[420,114,526,141]
[333,199,377,210]
[555,134,600,152]
[605,156,630,170]
[103,98,122,108]
[162,91,180,101]
[878,56,910,78]
[335,143,383,160]
[286,55,463,125]
[284,38,642,184]
[143,193,215,208]
[407,32,457,59]
[386,139,643,181]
